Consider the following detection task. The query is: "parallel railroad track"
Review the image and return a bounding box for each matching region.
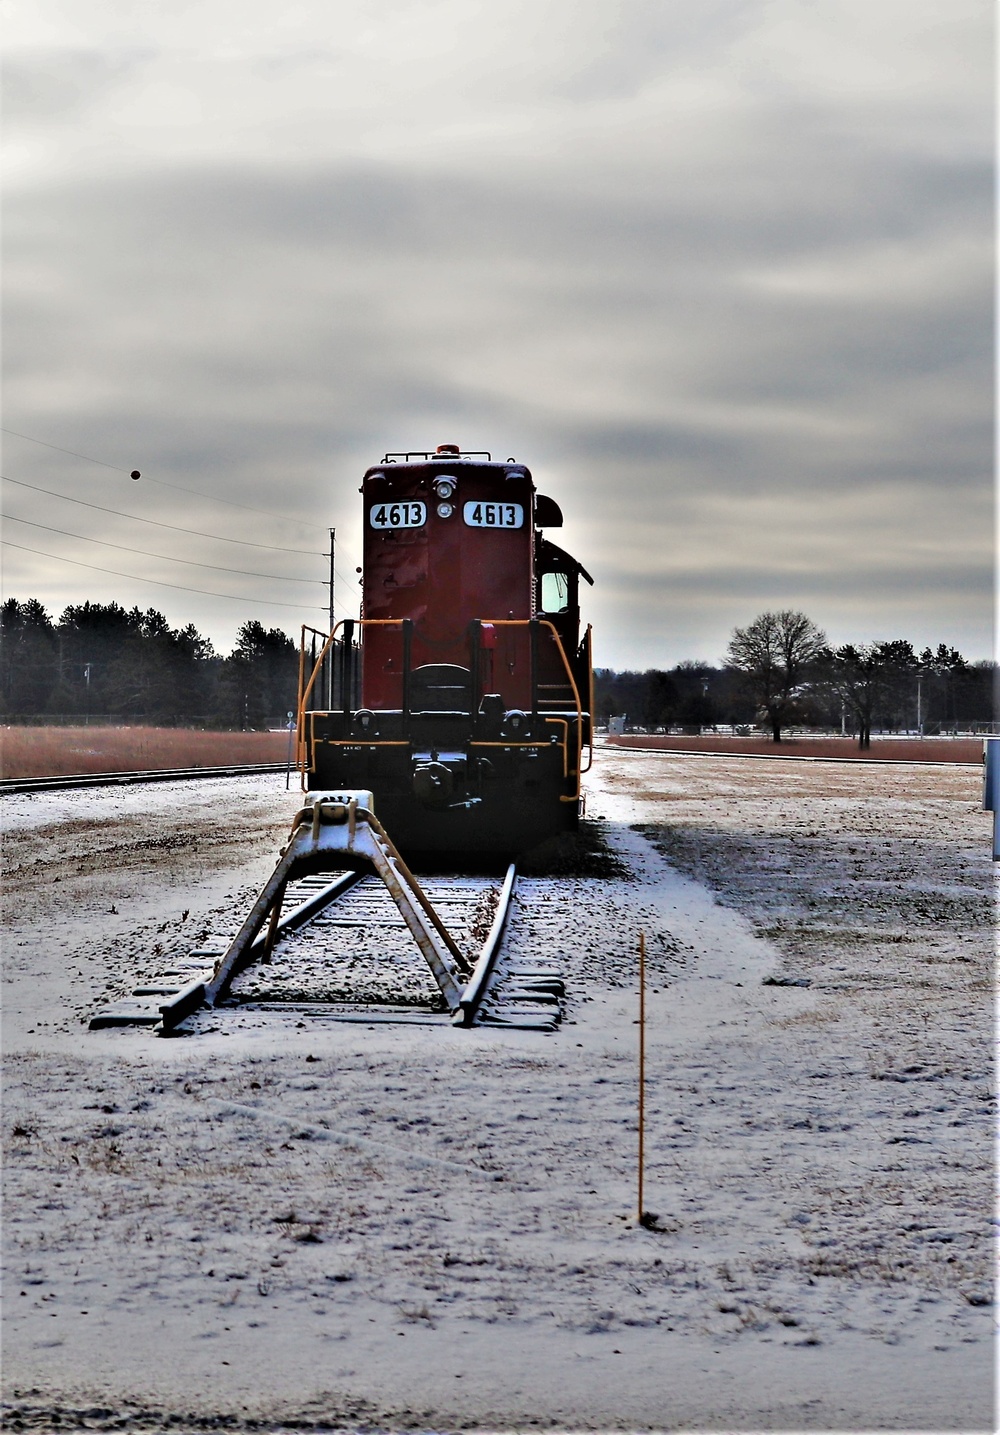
[1,762,290,796]
[4,738,982,799]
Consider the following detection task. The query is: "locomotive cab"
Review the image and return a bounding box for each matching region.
[297,446,593,862]
[536,534,594,694]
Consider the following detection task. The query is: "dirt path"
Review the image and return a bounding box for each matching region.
[1,756,994,1432]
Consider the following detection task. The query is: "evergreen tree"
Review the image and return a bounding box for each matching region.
[0,599,58,714]
[218,621,298,729]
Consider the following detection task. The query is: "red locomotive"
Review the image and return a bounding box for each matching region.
[297,445,593,861]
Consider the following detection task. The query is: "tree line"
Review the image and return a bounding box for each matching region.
[597,610,996,747]
[1,599,299,728]
[4,598,994,744]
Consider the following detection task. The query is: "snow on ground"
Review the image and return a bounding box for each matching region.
[1,751,995,1432]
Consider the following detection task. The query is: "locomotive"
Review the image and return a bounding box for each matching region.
[297,445,593,861]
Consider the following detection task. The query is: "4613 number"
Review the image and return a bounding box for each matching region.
[463,501,523,528]
[369,501,426,529]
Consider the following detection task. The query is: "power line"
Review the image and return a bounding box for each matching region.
[332,565,362,600]
[1,475,322,555]
[1,425,327,532]
[2,427,126,473]
[2,540,326,610]
[1,431,364,599]
[2,513,325,584]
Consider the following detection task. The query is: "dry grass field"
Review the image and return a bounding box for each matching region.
[608,733,983,763]
[0,725,291,779]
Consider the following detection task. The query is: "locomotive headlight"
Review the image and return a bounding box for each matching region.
[436,501,454,518]
[433,476,457,500]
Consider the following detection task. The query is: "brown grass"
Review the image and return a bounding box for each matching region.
[606,734,983,764]
[0,726,292,779]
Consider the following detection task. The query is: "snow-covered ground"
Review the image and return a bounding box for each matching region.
[1,750,994,1432]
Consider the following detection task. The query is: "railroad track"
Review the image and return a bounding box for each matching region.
[6,745,978,800]
[601,740,982,768]
[1,762,290,796]
[90,861,564,1036]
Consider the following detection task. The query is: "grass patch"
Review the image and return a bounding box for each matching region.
[1,725,290,779]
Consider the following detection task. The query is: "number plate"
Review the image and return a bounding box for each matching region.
[463,501,524,529]
[369,500,427,529]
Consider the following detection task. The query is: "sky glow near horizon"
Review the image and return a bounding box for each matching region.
[2,0,994,666]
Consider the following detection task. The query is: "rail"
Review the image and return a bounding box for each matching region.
[1,762,288,796]
[454,861,517,1026]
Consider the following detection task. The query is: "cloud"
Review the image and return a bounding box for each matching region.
[2,0,993,662]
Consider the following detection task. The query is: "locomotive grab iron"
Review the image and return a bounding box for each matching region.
[297,445,594,860]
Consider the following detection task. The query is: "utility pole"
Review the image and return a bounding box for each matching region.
[327,527,335,709]
[329,527,336,637]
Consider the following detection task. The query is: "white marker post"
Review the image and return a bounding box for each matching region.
[983,738,1000,862]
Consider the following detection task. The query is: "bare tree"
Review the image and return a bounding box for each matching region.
[726,610,827,742]
[823,640,919,749]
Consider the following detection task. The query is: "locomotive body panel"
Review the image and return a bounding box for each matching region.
[362,461,535,712]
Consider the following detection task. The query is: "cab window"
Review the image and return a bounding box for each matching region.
[541,571,569,613]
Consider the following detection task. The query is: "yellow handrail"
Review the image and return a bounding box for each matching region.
[297,620,414,777]
[297,616,590,799]
[581,624,594,774]
[479,620,585,800]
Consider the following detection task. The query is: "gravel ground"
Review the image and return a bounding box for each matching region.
[1,751,995,1433]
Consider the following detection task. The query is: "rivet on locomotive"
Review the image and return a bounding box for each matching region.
[297,445,594,861]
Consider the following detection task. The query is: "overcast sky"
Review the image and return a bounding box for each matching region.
[2,0,993,667]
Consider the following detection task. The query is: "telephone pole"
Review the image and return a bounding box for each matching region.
[327,528,335,708]
[329,527,336,637]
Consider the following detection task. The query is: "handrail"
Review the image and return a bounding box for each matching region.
[297,616,590,798]
[480,620,584,800]
[297,624,332,771]
[483,617,585,717]
[581,624,594,774]
[297,619,410,776]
